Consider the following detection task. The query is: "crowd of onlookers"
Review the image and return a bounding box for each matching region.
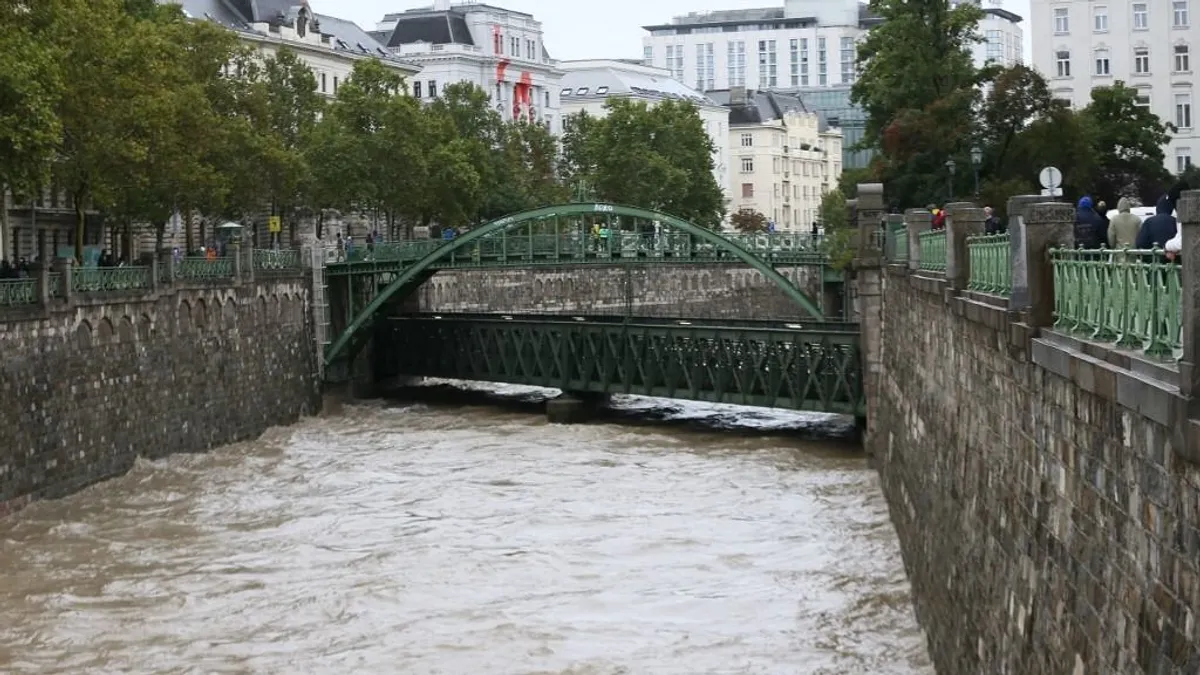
[1073,181,1188,261]
[0,258,34,279]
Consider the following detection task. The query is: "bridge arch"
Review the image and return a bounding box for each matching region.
[324,202,824,366]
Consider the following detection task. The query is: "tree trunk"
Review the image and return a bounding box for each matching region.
[0,182,9,261]
[184,207,194,253]
[73,191,85,263]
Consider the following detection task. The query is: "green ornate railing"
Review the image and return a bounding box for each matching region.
[72,266,152,293]
[893,230,909,263]
[254,248,302,274]
[967,232,1012,296]
[1051,248,1181,359]
[918,230,947,272]
[0,278,36,307]
[175,256,234,282]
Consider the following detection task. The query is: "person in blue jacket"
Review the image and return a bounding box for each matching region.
[1135,195,1178,250]
[1073,196,1107,249]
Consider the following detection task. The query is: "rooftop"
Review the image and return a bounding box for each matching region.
[643,3,881,31]
[558,62,717,107]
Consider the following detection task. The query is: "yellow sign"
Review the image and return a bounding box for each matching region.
[268,216,282,233]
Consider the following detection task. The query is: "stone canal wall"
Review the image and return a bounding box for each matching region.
[870,264,1200,673]
[0,278,321,516]
[416,264,840,320]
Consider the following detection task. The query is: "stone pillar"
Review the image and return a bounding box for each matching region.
[905,208,932,271]
[55,258,72,306]
[1007,194,1053,312]
[36,259,50,306]
[165,251,177,286]
[945,203,983,291]
[883,214,904,262]
[856,183,884,257]
[149,256,160,293]
[1021,202,1074,329]
[546,392,610,424]
[1176,191,1200,409]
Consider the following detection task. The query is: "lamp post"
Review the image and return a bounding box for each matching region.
[945,159,957,202]
[970,146,982,197]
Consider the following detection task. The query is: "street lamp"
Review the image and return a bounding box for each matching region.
[970,146,983,197]
[945,159,957,201]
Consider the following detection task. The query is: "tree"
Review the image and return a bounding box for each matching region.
[817,188,855,269]
[0,1,63,201]
[1081,83,1172,204]
[978,65,1055,173]
[562,99,725,227]
[428,82,505,225]
[852,0,985,208]
[731,209,769,233]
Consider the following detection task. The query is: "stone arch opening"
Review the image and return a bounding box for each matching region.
[139,314,154,341]
[118,316,135,342]
[97,317,115,343]
[75,321,93,349]
[194,298,208,331]
[178,300,192,334]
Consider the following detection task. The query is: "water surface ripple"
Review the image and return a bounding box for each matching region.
[0,401,930,674]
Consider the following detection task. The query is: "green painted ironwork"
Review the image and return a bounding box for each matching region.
[254,248,302,274]
[174,256,234,281]
[72,266,152,293]
[323,202,828,367]
[1051,248,1182,359]
[893,229,909,263]
[966,232,1011,295]
[918,229,947,272]
[376,314,864,415]
[0,278,36,307]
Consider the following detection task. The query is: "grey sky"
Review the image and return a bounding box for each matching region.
[317,0,1033,65]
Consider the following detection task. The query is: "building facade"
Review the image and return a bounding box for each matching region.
[1030,0,1198,173]
[372,0,564,134]
[557,60,731,212]
[954,0,1025,70]
[708,89,843,232]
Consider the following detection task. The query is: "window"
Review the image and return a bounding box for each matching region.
[1178,147,1193,173]
[595,86,609,95]
[665,45,685,81]
[800,38,809,86]
[740,157,754,173]
[817,37,827,85]
[333,76,338,93]
[695,42,715,91]
[1176,93,1192,128]
[1094,6,1108,31]
[1094,49,1110,75]
[1176,1,1190,27]
[1135,47,1150,74]
[727,41,746,87]
[428,80,437,98]
[1176,44,1191,72]
[321,72,327,93]
[413,80,421,98]
[644,46,653,63]
[1133,3,1149,29]
[840,37,856,83]
[741,183,754,198]
[575,87,589,95]
[757,39,777,88]
[741,133,753,147]
[1136,93,1151,108]
[1056,50,1071,77]
[560,87,572,96]
[1054,7,1069,34]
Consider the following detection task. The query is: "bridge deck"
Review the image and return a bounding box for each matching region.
[375,314,863,415]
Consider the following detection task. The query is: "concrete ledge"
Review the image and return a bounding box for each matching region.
[959,290,1010,309]
[1040,329,1179,387]
[1031,336,1182,428]
[950,295,1012,332]
[909,273,947,298]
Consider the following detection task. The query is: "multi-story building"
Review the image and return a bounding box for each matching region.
[708,89,843,231]
[371,0,564,134]
[557,59,731,211]
[1030,0,1198,173]
[1,0,421,264]
[642,0,1024,171]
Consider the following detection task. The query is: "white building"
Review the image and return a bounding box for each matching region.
[708,89,843,231]
[1030,0,1198,174]
[641,0,1022,95]
[557,60,732,214]
[0,0,422,264]
[954,1,1025,69]
[372,0,564,134]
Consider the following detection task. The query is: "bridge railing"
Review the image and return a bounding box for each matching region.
[966,232,1011,296]
[1050,248,1181,359]
[918,229,947,272]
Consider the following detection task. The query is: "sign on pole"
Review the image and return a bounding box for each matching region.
[1038,166,1063,191]
[268,216,282,233]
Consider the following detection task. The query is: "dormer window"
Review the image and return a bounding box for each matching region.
[596,86,609,95]
[296,8,308,38]
[560,87,572,96]
[575,87,589,95]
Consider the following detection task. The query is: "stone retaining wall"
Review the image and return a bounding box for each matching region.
[0,279,321,516]
[872,265,1200,673]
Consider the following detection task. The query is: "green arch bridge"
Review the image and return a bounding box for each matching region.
[322,202,859,414]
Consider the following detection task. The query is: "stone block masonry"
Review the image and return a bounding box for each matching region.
[0,279,322,516]
[870,264,1200,673]
[417,264,837,319]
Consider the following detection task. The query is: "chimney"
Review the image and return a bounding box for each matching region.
[433,0,451,9]
[730,86,747,106]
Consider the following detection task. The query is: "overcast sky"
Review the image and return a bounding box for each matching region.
[315,0,1034,64]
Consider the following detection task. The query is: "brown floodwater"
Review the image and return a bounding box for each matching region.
[0,394,931,674]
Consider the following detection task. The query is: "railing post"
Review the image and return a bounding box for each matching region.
[56,258,73,306]
[905,208,931,270]
[856,183,884,258]
[945,202,983,291]
[166,251,176,286]
[36,259,50,307]
[150,256,160,293]
[1007,194,1053,312]
[1177,191,1200,407]
[1021,202,1075,329]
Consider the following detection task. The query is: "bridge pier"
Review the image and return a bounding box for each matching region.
[546,392,610,424]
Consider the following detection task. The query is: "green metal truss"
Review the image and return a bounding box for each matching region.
[375,314,864,416]
[324,202,830,367]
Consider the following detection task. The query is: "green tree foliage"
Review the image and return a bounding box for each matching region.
[730,209,768,233]
[1081,83,1172,203]
[0,1,63,198]
[560,99,726,228]
[818,188,855,270]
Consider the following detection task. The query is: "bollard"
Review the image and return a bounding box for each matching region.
[904,208,932,271]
